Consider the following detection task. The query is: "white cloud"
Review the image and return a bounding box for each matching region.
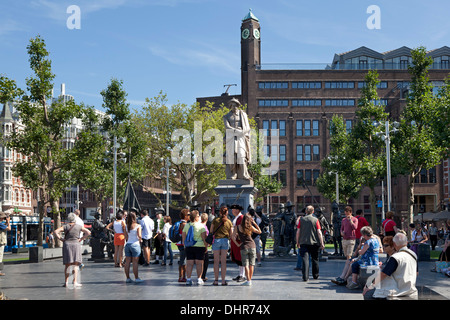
[148,40,239,75]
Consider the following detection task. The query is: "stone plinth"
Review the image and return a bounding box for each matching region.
[214,179,258,211]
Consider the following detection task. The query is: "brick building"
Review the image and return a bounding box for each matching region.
[197,10,449,222]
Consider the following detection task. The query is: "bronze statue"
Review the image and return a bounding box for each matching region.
[283,201,297,255]
[331,201,343,256]
[90,212,110,260]
[223,98,252,180]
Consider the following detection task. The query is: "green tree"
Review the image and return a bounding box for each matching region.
[134,93,228,209]
[72,79,148,215]
[0,36,96,245]
[350,70,389,227]
[316,115,362,205]
[392,47,450,228]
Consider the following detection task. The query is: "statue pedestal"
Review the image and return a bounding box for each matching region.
[214,179,258,211]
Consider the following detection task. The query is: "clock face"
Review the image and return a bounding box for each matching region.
[242,28,250,40]
[253,29,260,39]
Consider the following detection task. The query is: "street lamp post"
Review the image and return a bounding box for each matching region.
[112,136,126,218]
[375,120,399,216]
[328,156,340,205]
[165,157,170,216]
[113,136,118,218]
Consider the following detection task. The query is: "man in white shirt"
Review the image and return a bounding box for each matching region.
[140,209,154,266]
[363,233,418,299]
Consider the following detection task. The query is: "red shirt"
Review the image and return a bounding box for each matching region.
[297,219,321,230]
[355,216,369,238]
[382,219,396,233]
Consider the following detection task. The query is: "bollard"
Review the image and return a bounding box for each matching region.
[29,246,43,263]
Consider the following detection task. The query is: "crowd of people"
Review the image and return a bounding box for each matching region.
[2,202,448,300]
[47,204,448,297]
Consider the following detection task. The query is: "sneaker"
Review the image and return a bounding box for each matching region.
[126,278,133,283]
[135,278,143,284]
[331,277,346,285]
[233,276,246,282]
[186,279,193,286]
[346,281,359,290]
[242,281,252,286]
[197,278,204,286]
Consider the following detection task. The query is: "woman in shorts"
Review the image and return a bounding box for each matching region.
[124,211,142,283]
[233,213,261,286]
[182,210,207,286]
[210,206,233,285]
[106,210,126,267]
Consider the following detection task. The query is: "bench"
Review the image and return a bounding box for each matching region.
[28,245,92,263]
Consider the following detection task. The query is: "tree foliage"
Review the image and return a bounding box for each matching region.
[392,47,450,226]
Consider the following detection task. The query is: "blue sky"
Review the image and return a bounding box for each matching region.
[1,0,449,113]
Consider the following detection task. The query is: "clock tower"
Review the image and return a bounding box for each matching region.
[241,9,260,116]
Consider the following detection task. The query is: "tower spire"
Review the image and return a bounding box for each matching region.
[242,8,259,22]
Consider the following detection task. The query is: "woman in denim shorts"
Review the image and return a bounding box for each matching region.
[210,206,233,286]
[232,213,261,286]
[124,211,143,284]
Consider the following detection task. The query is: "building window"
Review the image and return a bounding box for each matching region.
[296,145,303,161]
[296,120,303,136]
[262,120,269,136]
[304,170,312,185]
[280,170,287,187]
[312,120,319,136]
[325,99,355,106]
[258,99,289,107]
[325,81,355,89]
[271,120,278,136]
[292,81,321,89]
[346,120,353,133]
[358,81,388,89]
[271,145,278,162]
[258,81,288,89]
[279,145,286,162]
[305,145,311,161]
[292,99,322,107]
[304,120,311,136]
[296,170,303,186]
[313,144,320,161]
[279,120,286,136]
[313,169,320,185]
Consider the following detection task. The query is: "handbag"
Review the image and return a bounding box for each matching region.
[205,221,224,245]
[435,252,449,273]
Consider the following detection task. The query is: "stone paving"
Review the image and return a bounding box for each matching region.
[1,249,449,303]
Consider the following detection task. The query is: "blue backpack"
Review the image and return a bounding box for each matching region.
[184,224,197,247]
[169,221,182,243]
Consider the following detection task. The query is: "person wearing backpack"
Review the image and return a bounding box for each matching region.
[176,208,190,282]
[182,210,207,285]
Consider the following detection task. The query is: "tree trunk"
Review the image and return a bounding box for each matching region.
[37,189,45,246]
[52,199,62,248]
[408,173,415,239]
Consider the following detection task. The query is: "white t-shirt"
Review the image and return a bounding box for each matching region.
[162,222,172,243]
[140,215,154,240]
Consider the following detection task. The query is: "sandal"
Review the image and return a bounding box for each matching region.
[222,281,228,286]
[213,280,219,286]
